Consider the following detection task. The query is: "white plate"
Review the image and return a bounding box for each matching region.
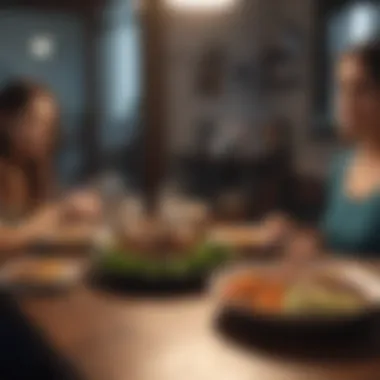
[0,257,86,291]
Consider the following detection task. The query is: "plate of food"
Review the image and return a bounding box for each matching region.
[213,262,380,345]
[0,257,86,294]
[91,236,232,295]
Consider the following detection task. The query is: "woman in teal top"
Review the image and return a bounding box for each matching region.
[267,41,380,257]
[320,41,380,256]
[321,150,380,256]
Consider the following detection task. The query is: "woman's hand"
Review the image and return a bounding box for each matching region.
[60,190,103,223]
[284,229,322,263]
[260,213,323,262]
[260,212,296,246]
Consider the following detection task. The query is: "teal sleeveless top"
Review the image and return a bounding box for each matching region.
[321,151,380,256]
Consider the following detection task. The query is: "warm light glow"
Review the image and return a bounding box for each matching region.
[28,34,55,61]
[165,0,237,11]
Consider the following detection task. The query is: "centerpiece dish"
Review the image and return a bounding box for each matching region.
[213,262,380,347]
[91,214,232,294]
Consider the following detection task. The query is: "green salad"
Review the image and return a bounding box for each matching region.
[96,242,231,279]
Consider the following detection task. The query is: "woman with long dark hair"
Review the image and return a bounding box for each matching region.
[0,80,58,214]
[0,79,100,251]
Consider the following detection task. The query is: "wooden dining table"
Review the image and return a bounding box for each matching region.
[8,225,380,380]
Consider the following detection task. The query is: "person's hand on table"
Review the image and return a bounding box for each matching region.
[284,229,323,263]
[260,212,296,246]
[0,197,101,253]
[23,203,60,232]
[60,190,103,223]
[20,191,103,247]
[1,204,63,250]
[260,213,323,263]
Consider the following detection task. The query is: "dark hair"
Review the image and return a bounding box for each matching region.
[345,40,380,85]
[0,78,58,139]
[0,80,38,157]
[0,80,35,115]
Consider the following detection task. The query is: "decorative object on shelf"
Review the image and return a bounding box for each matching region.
[259,21,304,92]
[232,61,257,92]
[194,118,216,156]
[259,46,299,91]
[195,46,226,97]
[279,21,305,58]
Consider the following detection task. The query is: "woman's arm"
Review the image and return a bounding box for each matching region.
[262,212,326,260]
[0,191,102,252]
[0,204,60,252]
[261,212,297,244]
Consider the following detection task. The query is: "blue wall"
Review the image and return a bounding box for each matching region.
[0,3,142,182]
[97,0,141,159]
[0,10,85,183]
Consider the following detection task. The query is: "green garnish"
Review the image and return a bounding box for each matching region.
[97,241,231,279]
[284,285,365,315]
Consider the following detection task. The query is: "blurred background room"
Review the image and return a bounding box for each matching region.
[0,1,379,380]
[0,0,378,222]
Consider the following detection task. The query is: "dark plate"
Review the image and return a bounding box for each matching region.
[89,241,232,296]
[215,305,380,361]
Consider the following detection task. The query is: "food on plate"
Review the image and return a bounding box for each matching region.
[97,241,231,280]
[221,274,287,312]
[253,282,286,313]
[284,285,365,314]
[220,271,367,316]
[62,190,103,222]
[9,259,74,284]
[222,274,271,301]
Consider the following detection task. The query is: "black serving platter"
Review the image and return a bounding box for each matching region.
[89,241,232,296]
[215,305,380,360]
[90,270,206,296]
[212,260,380,360]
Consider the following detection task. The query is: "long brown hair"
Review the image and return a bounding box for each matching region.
[0,79,59,213]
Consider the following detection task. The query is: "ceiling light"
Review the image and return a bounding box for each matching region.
[165,0,237,12]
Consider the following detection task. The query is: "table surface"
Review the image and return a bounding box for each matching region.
[9,223,380,380]
[16,271,380,380]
